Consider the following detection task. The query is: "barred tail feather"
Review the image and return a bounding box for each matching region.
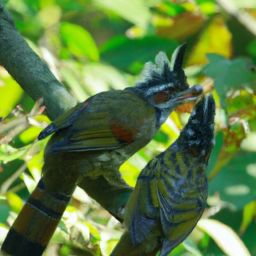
[1,179,71,256]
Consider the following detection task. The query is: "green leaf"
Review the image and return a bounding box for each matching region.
[19,126,42,144]
[60,22,99,61]
[6,192,24,213]
[183,238,203,256]
[0,203,10,223]
[203,54,256,103]
[240,201,256,234]
[198,219,250,256]
[101,36,178,72]
[0,75,23,117]
[0,144,28,163]
[94,0,151,28]
[209,151,256,209]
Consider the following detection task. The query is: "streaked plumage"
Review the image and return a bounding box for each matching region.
[112,95,215,256]
[1,45,203,256]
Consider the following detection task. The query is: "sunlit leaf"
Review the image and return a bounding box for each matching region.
[241,133,256,152]
[21,172,37,193]
[0,73,23,117]
[60,22,99,61]
[19,126,42,143]
[155,12,204,40]
[0,144,28,163]
[38,5,61,28]
[156,1,186,17]
[6,192,23,213]
[240,201,256,234]
[231,0,256,8]
[94,0,151,28]
[84,221,100,241]
[198,219,251,256]
[120,159,141,187]
[100,239,119,256]
[197,0,217,15]
[187,16,232,65]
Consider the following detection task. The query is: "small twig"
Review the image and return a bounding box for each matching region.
[0,163,27,193]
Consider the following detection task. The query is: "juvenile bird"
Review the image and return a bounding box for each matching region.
[112,95,215,256]
[1,45,202,256]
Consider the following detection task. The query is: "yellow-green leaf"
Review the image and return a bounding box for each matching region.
[240,201,256,234]
[6,192,23,213]
[187,16,232,65]
[60,22,99,61]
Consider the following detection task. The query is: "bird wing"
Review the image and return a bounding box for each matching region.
[156,173,205,251]
[124,176,159,245]
[38,100,90,140]
[39,99,138,153]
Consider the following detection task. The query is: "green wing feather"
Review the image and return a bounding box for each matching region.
[40,90,155,153]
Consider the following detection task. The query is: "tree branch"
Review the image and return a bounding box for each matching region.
[0,1,76,120]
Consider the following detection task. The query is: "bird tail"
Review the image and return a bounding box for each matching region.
[1,179,71,256]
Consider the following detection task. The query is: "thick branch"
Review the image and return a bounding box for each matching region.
[0,2,76,120]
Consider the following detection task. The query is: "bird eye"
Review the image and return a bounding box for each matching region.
[153,91,169,104]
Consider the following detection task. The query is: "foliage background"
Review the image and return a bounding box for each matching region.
[0,0,256,255]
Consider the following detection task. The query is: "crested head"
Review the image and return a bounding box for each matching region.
[135,44,188,94]
[131,44,203,126]
[178,95,215,161]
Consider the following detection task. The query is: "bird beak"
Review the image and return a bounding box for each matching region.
[174,85,203,105]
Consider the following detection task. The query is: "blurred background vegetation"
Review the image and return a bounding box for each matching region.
[0,0,256,255]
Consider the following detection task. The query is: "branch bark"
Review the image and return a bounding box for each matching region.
[0,1,76,120]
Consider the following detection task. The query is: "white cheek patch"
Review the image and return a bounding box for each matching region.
[145,83,173,97]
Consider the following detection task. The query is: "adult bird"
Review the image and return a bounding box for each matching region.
[112,95,215,256]
[1,44,202,255]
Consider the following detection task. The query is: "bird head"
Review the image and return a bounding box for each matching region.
[133,44,203,125]
[178,95,215,161]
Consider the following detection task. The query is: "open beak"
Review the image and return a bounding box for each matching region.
[174,84,203,105]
